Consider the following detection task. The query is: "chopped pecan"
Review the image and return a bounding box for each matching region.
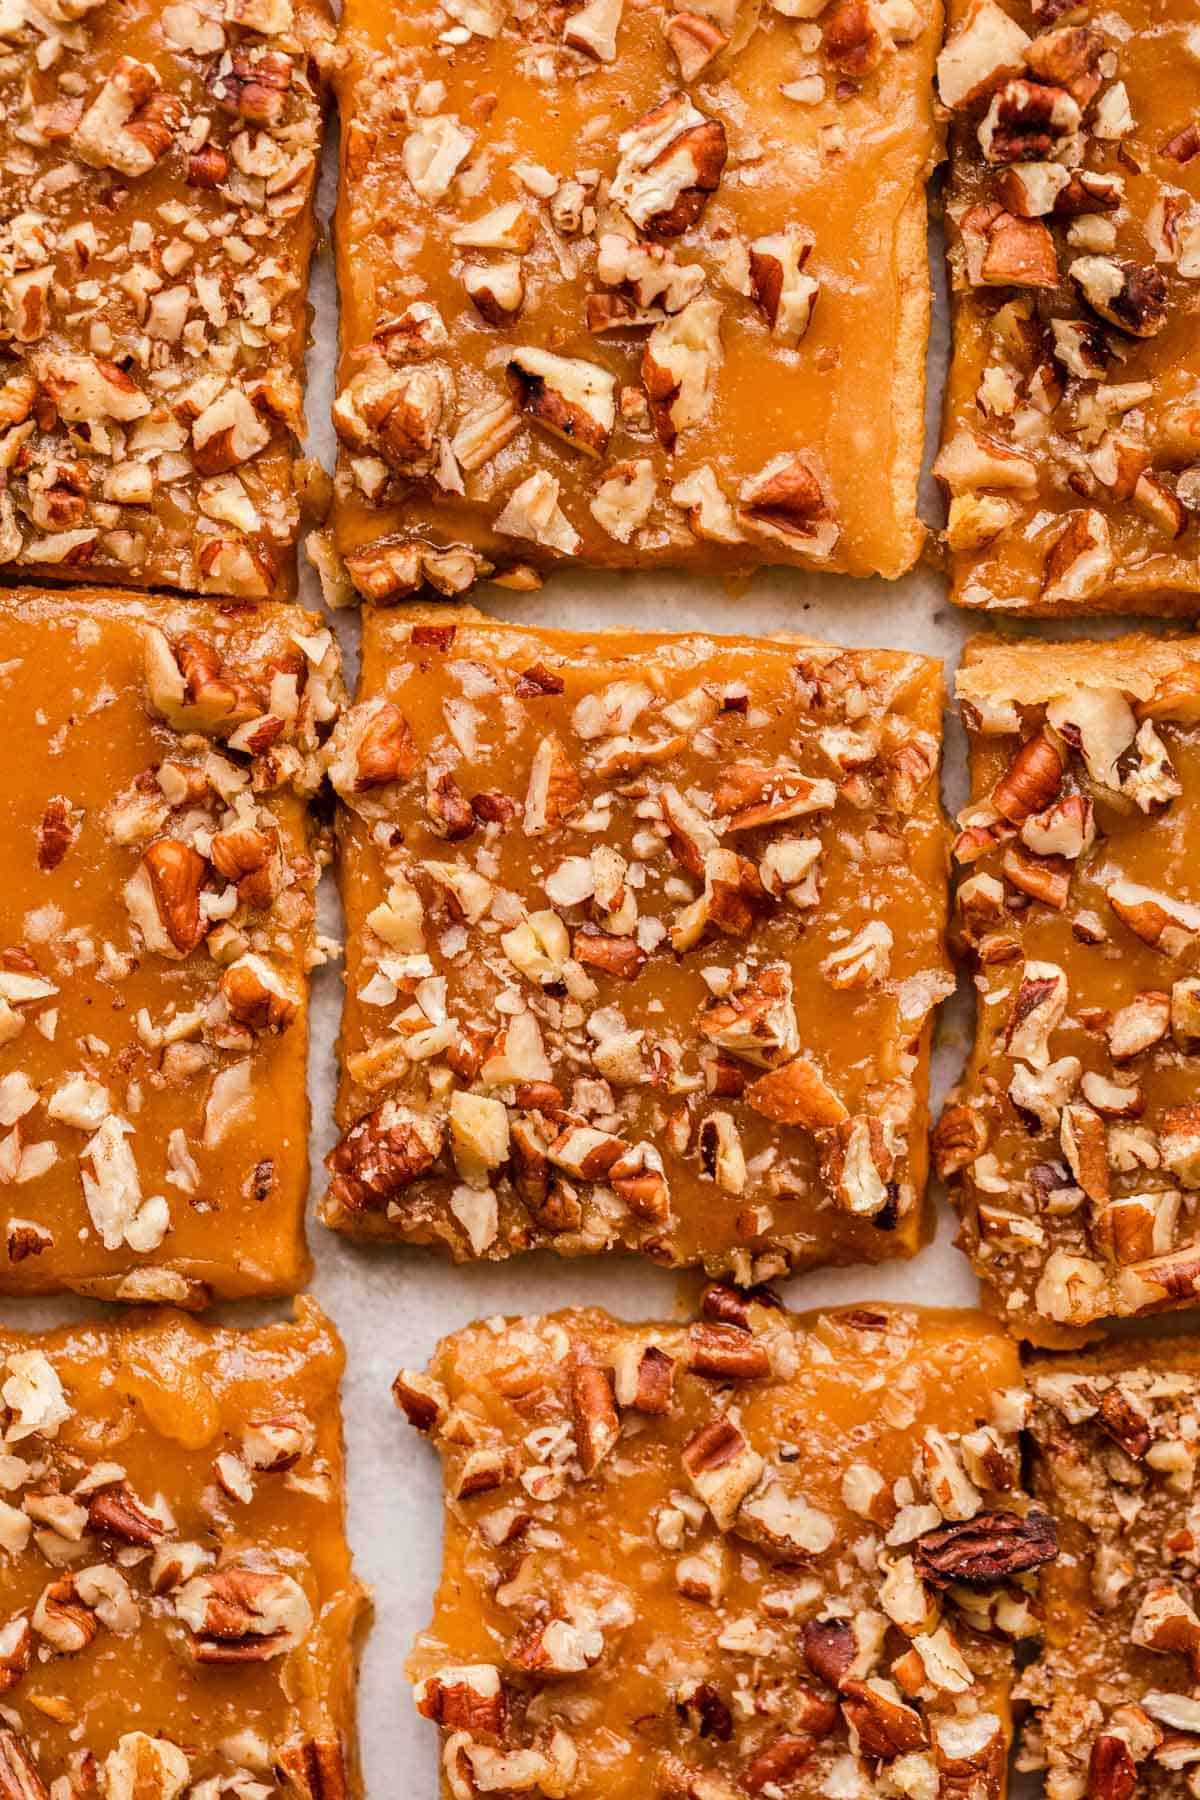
[326,1101,444,1212]
[802,1617,857,1689]
[415,1665,507,1736]
[1024,25,1107,103]
[610,92,727,235]
[1070,257,1168,338]
[741,1733,826,1792]
[126,840,208,958]
[686,1323,770,1381]
[87,1483,167,1547]
[32,1577,97,1655]
[1087,1735,1137,1800]
[573,926,645,979]
[823,0,887,74]
[209,826,279,909]
[571,1362,620,1474]
[175,1566,312,1662]
[275,1734,351,1799]
[978,79,1080,163]
[208,46,292,125]
[1097,1387,1152,1458]
[840,1680,928,1758]
[681,1417,764,1531]
[739,454,839,558]
[508,348,615,458]
[0,1732,47,1800]
[914,1508,1057,1588]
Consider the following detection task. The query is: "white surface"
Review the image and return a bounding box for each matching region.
[3,141,1096,1797]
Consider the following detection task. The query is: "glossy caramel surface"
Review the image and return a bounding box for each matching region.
[0,586,343,1304]
[324,0,941,601]
[402,1300,1033,1800]
[324,607,950,1279]
[0,1298,365,1796]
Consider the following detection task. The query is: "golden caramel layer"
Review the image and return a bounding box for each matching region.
[936,0,1200,615]
[0,586,343,1305]
[940,635,1200,1342]
[400,1299,1042,1800]
[0,1298,366,1796]
[323,607,950,1280]
[0,0,333,598]
[1021,1341,1200,1800]
[320,0,942,604]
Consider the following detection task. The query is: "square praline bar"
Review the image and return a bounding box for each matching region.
[316,0,943,603]
[0,0,334,597]
[935,0,1200,615]
[939,634,1200,1342]
[397,1297,1050,1798]
[1021,1338,1200,1800]
[0,1299,366,1796]
[322,606,951,1279]
[0,586,343,1304]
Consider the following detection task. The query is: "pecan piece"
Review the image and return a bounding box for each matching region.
[326,1101,444,1213]
[571,1363,620,1474]
[175,1566,312,1662]
[87,1483,167,1547]
[275,1734,351,1799]
[686,1323,770,1381]
[840,1680,928,1758]
[914,1508,1057,1588]
[36,797,76,871]
[741,1733,827,1792]
[610,92,727,236]
[1070,257,1168,339]
[0,1732,47,1800]
[1087,1735,1136,1800]
[208,46,292,125]
[978,78,1080,162]
[126,839,208,958]
[802,1617,856,1689]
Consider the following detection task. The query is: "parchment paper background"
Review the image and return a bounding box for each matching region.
[3,121,1135,1796]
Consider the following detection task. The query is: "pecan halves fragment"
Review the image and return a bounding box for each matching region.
[686,1322,770,1381]
[208,46,293,125]
[840,1680,929,1758]
[175,1566,312,1663]
[87,1483,168,1547]
[913,1508,1058,1588]
[326,1101,444,1213]
[507,348,616,458]
[610,92,727,236]
[978,79,1081,163]
[142,628,264,736]
[741,1732,826,1792]
[801,1617,857,1689]
[0,1732,48,1800]
[275,1734,351,1799]
[1069,257,1168,339]
[36,797,76,871]
[124,839,208,959]
[415,1665,507,1735]
[1087,1735,1137,1800]
[739,454,839,559]
[571,1361,620,1475]
[0,1617,32,1694]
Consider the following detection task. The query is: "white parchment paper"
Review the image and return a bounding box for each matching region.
[3,130,1121,1796]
